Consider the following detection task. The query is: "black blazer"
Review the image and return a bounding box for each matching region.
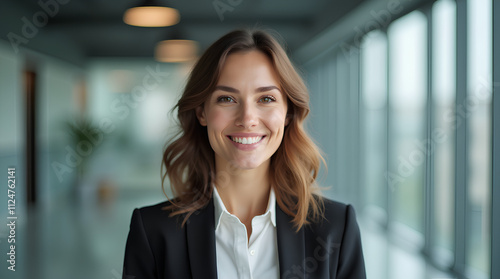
[123,197,366,279]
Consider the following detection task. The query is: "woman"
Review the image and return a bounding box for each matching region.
[123,29,366,279]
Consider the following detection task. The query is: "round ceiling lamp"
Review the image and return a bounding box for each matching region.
[124,0,180,27]
[155,39,199,63]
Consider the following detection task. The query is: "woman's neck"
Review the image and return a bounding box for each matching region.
[214,159,271,228]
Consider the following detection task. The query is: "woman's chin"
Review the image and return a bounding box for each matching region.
[233,162,260,170]
[231,158,268,171]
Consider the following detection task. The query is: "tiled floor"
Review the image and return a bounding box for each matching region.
[0,188,456,279]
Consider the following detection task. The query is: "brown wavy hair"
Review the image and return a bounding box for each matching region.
[162,29,325,230]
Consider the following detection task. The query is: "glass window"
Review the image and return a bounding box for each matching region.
[388,11,427,233]
[360,30,388,214]
[335,52,350,200]
[306,60,332,191]
[466,0,492,276]
[325,57,337,197]
[432,0,456,262]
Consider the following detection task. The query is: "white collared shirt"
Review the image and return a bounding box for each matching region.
[213,187,279,279]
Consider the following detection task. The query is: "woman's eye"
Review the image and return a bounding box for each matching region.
[216,96,235,103]
[260,96,276,103]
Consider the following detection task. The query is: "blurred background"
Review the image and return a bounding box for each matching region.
[0,0,498,278]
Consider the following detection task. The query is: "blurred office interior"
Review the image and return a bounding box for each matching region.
[0,0,499,278]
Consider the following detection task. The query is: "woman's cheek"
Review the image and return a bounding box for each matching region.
[265,108,287,130]
[207,108,232,132]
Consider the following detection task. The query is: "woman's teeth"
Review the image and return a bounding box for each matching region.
[230,136,263,144]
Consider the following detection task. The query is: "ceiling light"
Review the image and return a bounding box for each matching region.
[155,39,199,63]
[124,0,180,27]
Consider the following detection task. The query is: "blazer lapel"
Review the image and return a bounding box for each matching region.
[276,203,306,279]
[186,198,218,279]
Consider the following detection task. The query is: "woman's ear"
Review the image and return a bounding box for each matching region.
[196,106,207,126]
[285,114,291,126]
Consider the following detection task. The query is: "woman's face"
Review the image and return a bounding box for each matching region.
[197,50,288,171]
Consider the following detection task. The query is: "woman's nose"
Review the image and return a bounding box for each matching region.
[235,101,258,129]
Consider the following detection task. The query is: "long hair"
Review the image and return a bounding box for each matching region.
[162,29,325,230]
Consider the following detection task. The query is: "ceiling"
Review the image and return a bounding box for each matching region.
[1,0,364,61]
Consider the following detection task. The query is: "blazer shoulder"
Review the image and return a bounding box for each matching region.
[321,197,353,221]
[318,198,366,278]
[132,199,186,232]
[308,196,360,236]
[137,199,175,213]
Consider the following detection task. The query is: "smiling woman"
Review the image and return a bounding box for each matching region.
[122,29,366,279]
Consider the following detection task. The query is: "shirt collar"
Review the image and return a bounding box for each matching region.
[213,186,276,230]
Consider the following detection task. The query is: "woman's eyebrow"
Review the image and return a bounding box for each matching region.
[215,85,239,93]
[256,85,281,93]
[214,85,281,93]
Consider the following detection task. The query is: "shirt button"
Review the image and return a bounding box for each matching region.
[250,250,256,256]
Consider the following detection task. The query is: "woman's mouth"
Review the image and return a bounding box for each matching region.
[228,136,265,145]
